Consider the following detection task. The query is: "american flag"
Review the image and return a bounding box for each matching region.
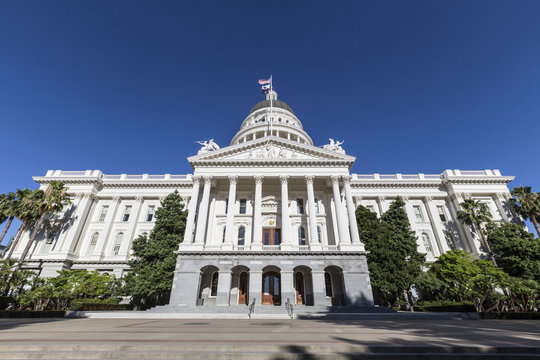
[258,78,271,85]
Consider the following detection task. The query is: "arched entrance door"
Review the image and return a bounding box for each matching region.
[238,272,249,305]
[295,272,305,305]
[262,272,281,305]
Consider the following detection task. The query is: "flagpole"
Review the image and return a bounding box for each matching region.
[269,75,273,136]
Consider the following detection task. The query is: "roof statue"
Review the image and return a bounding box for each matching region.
[322,138,346,154]
[196,139,220,154]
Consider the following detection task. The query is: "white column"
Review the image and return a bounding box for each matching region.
[305,176,320,248]
[343,176,362,246]
[423,197,445,255]
[61,193,95,254]
[119,196,144,257]
[183,176,201,245]
[280,175,291,249]
[376,196,385,217]
[251,175,264,250]
[493,193,510,222]
[223,175,238,248]
[92,196,120,259]
[331,176,351,245]
[194,176,213,245]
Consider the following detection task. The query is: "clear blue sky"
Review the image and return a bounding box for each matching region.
[1,0,539,242]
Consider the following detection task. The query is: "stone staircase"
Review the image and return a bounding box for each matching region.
[0,343,538,359]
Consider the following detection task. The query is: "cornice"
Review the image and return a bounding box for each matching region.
[442,176,514,185]
[33,176,103,185]
[175,250,368,257]
[351,180,442,189]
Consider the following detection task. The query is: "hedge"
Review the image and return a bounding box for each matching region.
[70,298,131,311]
[414,301,476,312]
[0,311,65,318]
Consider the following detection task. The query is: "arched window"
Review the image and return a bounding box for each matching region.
[113,232,123,255]
[86,232,99,256]
[237,226,245,245]
[210,272,219,297]
[422,233,434,257]
[298,227,306,245]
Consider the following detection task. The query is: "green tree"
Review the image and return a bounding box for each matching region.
[428,249,477,303]
[457,197,496,267]
[487,223,540,281]
[15,181,70,271]
[4,189,44,260]
[124,190,187,307]
[0,192,17,245]
[356,198,425,307]
[510,186,540,238]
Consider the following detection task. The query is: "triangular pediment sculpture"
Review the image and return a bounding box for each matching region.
[188,137,355,167]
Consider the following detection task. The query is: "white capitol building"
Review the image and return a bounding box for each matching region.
[11,90,515,308]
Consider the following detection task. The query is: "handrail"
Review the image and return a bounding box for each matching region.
[248,298,255,319]
[285,298,294,319]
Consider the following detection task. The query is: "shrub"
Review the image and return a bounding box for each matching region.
[70,298,124,311]
[415,300,476,312]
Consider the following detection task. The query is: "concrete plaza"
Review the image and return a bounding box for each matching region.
[0,318,539,359]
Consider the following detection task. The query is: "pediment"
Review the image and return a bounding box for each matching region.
[188,137,355,166]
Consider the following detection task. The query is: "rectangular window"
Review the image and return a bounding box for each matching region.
[41,232,56,254]
[122,205,132,222]
[314,199,319,214]
[297,199,304,214]
[146,205,155,222]
[225,199,229,213]
[413,205,424,222]
[239,199,247,214]
[437,205,447,222]
[98,205,109,222]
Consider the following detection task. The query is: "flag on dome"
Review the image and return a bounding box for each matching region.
[258,78,271,85]
[261,84,270,92]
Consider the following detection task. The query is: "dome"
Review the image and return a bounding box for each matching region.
[248,99,295,116]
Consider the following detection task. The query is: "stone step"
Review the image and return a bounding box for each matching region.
[0,344,538,360]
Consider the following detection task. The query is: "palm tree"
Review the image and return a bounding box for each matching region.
[457,197,497,267]
[15,181,70,271]
[0,192,17,245]
[510,186,540,238]
[4,189,43,260]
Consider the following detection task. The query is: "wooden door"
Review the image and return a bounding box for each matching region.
[263,228,281,245]
[262,272,281,305]
[295,272,305,305]
[238,272,248,305]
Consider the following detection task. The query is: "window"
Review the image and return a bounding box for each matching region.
[422,233,434,257]
[41,231,56,254]
[239,199,247,214]
[413,205,424,222]
[222,227,226,242]
[98,206,109,222]
[446,233,456,250]
[297,199,304,214]
[210,272,219,297]
[113,232,123,255]
[314,199,319,214]
[86,232,99,256]
[146,205,155,222]
[317,226,322,242]
[437,206,447,222]
[238,226,245,246]
[225,199,229,213]
[298,227,306,245]
[122,206,132,222]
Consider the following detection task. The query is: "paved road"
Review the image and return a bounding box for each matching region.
[0,318,539,348]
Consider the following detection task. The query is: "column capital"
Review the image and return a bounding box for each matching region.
[203,176,213,184]
[228,175,239,184]
[341,175,352,183]
[424,195,433,203]
[112,196,121,202]
[254,175,264,184]
[305,175,315,184]
[401,195,409,201]
[377,195,386,202]
[279,175,289,184]
[192,175,202,183]
[135,195,144,202]
[330,175,340,184]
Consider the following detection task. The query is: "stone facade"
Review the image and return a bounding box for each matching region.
[7,90,516,308]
